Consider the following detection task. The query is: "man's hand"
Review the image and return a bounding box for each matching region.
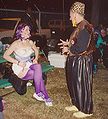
[62,46,69,55]
[58,39,70,55]
[58,39,69,47]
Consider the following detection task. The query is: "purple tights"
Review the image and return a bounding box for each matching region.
[22,64,49,99]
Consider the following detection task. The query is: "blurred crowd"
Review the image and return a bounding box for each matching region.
[93,24,108,73]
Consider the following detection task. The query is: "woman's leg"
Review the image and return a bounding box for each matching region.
[22,64,49,99]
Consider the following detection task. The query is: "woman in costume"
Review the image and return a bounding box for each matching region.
[3,23,52,106]
[58,2,95,118]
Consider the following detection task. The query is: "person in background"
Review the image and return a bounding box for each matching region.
[58,2,95,118]
[3,23,52,107]
[101,29,108,68]
[93,30,105,73]
[22,6,38,35]
[22,6,48,57]
[0,41,3,52]
[0,96,4,119]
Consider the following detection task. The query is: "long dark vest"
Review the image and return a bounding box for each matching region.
[65,20,95,114]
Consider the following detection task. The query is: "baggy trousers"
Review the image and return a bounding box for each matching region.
[65,54,93,114]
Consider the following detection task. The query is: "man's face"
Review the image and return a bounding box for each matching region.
[70,11,76,26]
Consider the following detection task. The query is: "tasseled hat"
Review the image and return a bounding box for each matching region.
[70,2,85,16]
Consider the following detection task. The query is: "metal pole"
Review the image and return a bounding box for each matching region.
[34,4,41,34]
[63,0,64,21]
[38,12,41,34]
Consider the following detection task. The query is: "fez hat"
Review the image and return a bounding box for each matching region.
[70,2,85,16]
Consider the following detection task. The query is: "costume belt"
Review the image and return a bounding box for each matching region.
[69,50,93,57]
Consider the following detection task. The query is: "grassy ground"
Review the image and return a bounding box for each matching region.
[0,65,108,119]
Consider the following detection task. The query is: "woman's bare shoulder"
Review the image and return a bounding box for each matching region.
[29,39,34,45]
[29,39,36,46]
[10,40,20,48]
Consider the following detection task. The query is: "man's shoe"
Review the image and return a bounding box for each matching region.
[73,111,93,118]
[65,105,79,112]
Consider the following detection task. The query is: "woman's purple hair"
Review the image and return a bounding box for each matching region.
[14,23,31,40]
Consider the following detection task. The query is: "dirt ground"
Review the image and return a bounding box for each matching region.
[0,65,108,119]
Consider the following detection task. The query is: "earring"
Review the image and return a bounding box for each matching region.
[72,17,77,27]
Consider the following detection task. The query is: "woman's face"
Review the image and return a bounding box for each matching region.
[21,26,31,39]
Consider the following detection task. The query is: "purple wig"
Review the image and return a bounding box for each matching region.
[14,23,31,40]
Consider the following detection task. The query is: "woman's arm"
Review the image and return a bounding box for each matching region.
[3,41,19,64]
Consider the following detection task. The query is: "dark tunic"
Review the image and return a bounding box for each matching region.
[70,29,90,54]
[65,21,94,114]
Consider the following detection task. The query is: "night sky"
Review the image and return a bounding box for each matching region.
[0,0,108,26]
[0,0,91,13]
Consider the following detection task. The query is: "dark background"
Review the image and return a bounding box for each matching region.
[0,0,91,12]
[0,0,108,26]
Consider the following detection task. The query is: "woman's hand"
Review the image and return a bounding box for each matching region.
[18,61,26,67]
[33,59,38,64]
